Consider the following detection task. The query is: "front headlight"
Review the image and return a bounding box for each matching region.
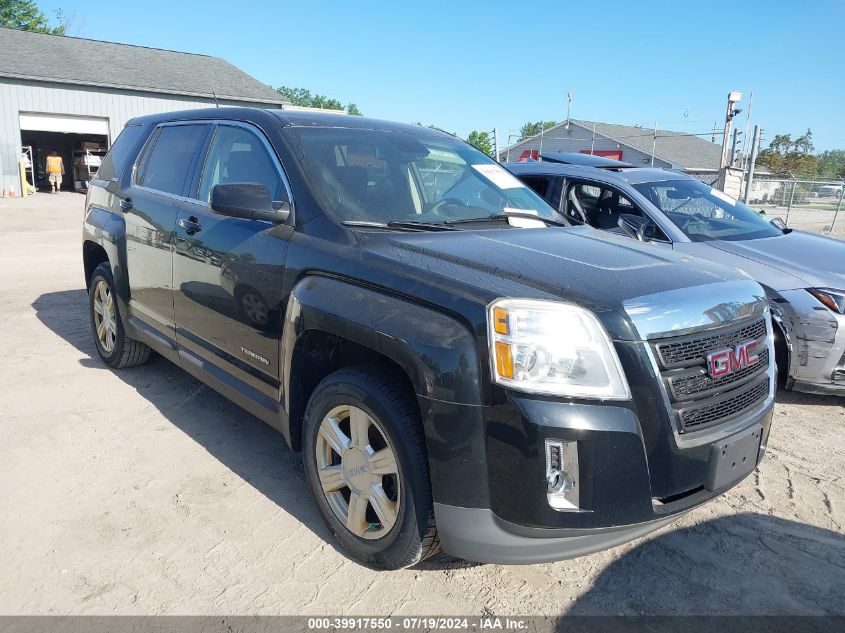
[487,298,631,399]
[807,288,845,314]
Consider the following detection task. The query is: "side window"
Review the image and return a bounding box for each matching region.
[98,125,143,181]
[198,125,286,204]
[519,175,551,200]
[137,125,207,196]
[570,181,670,241]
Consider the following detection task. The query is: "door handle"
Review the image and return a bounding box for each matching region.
[178,217,203,234]
[119,198,133,212]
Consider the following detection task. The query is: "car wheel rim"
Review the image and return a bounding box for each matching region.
[93,279,117,353]
[243,293,267,324]
[315,405,400,540]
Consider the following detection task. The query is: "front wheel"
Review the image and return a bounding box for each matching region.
[302,366,439,570]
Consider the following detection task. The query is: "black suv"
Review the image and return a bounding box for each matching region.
[83,108,775,570]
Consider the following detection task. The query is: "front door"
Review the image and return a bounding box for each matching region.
[172,122,293,396]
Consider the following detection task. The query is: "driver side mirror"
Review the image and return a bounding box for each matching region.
[211,183,290,223]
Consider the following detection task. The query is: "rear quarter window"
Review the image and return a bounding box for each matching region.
[97,125,143,181]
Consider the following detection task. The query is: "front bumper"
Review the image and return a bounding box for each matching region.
[775,290,845,395]
[434,503,680,565]
[430,393,773,564]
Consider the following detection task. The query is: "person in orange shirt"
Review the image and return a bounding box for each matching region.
[46,150,64,194]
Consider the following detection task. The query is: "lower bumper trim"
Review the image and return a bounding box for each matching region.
[433,503,682,564]
[791,379,845,396]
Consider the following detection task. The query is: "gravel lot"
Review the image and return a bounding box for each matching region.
[1,193,843,616]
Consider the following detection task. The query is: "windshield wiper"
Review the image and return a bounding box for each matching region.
[342,220,457,231]
[447,212,569,227]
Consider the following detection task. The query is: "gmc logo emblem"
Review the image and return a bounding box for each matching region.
[707,341,760,378]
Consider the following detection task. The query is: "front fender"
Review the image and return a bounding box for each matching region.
[281,275,489,508]
[282,275,482,408]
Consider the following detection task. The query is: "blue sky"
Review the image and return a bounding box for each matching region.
[39,0,845,152]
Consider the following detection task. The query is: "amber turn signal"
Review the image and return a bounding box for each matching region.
[494,341,514,378]
[493,307,509,335]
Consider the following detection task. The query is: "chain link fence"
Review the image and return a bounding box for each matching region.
[747,177,845,236]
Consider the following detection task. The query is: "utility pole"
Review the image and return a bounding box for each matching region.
[740,92,753,168]
[493,128,500,163]
[651,121,657,166]
[506,129,512,163]
[719,91,743,170]
[743,125,761,204]
[730,128,742,167]
[718,91,742,190]
[566,89,573,127]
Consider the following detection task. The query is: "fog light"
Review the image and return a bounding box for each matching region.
[545,439,580,511]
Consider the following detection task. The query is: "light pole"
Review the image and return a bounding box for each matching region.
[720,91,743,171]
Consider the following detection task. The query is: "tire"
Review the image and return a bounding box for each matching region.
[302,366,439,570]
[773,323,789,389]
[88,262,151,369]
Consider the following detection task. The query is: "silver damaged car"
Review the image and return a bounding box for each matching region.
[508,155,845,395]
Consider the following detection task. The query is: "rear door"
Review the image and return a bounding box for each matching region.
[172,121,293,396]
[123,123,210,339]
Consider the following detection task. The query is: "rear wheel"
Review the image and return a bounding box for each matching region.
[88,263,151,368]
[302,366,439,570]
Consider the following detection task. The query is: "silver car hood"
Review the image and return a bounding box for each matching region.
[705,230,845,291]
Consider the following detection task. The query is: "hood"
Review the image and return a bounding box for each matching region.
[707,230,845,291]
[361,226,756,340]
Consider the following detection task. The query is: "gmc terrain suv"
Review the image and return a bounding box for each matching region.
[83,108,775,570]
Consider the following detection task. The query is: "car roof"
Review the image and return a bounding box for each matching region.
[540,152,633,168]
[505,161,692,186]
[126,106,454,139]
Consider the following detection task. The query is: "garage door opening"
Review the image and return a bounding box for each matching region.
[19,113,109,193]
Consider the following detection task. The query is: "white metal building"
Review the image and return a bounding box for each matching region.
[0,27,287,194]
[500,119,724,174]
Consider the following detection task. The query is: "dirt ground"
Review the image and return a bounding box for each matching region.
[0,193,843,616]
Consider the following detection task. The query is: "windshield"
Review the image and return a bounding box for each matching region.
[632,178,782,241]
[285,127,557,225]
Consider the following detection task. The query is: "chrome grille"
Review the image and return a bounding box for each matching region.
[656,319,767,369]
[679,378,769,431]
[651,317,771,433]
[668,348,770,400]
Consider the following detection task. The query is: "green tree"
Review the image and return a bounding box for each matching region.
[817,149,845,179]
[756,128,818,176]
[275,86,362,115]
[0,0,65,34]
[466,130,493,157]
[518,120,557,142]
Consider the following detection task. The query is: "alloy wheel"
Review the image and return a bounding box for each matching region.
[92,279,117,353]
[315,405,401,540]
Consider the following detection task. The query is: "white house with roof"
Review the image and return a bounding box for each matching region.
[501,119,725,175]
